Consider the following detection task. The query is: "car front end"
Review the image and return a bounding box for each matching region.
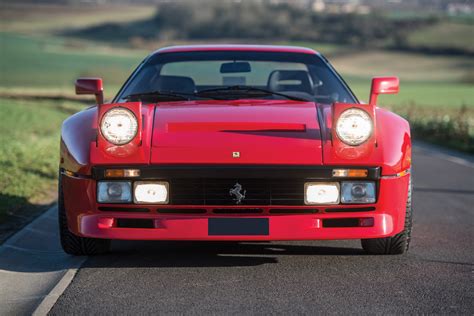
[59,45,412,255]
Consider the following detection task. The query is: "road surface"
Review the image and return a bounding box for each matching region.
[49,144,474,314]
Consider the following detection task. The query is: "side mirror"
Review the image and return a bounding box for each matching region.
[369,76,399,106]
[75,78,104,105]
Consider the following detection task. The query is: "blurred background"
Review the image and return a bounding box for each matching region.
[0,0,473,240]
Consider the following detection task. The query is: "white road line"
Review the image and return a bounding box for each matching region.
[430,153,473,168]
[4,244,66,254]
[0,206,86,316]
[33,265,84,316]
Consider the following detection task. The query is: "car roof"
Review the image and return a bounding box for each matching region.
[152,44,319,55]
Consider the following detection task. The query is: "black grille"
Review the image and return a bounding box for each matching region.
[169,179,305,205]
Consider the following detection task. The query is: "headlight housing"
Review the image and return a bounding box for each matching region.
[341,182,376,204]
[335,108,373,146]
[134,181,169,204]
[304,182,340,205]
[100,107,138,145]
[97,181,132,203]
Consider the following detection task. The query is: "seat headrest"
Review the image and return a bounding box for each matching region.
[155,75,196,94]
[267,70,312,94]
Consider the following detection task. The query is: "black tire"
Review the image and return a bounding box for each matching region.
[58,172,110,256]
[361,175,413,255]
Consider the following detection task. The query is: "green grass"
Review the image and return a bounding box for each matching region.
[0,4,156,34]
[407,21,474,53]
[0,97,85,224]
[347,79,474,108]
[391,104,474,153]
[2,32,472,108]
[0,32,144,97]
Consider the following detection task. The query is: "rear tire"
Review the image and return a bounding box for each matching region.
[361,175,413,255]
[58,172,110,256]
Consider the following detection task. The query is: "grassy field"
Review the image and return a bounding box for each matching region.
[1,32,473,108]
[407,20,474,53]
[0,32,144,96]
[0,3,156,34]
[0,97,85,239]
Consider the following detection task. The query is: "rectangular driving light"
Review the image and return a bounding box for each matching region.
[97,181,132,203]
[134,181,169,204]
[332,169,368,178]
[304,182,340,205]
[105,169,140,178]
[341,182,376,204]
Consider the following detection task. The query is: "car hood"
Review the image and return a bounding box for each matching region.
[150,99,323,165]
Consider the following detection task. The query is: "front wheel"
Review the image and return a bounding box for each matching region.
[361,175,413,255]
[58,172,110,256]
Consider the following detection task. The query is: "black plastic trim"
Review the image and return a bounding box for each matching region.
[269,209,319,214]
[157,208,207,214]
[325,207,376,213]
[213,208,263,214]
[98,206,150,213]
[92,165,380,180]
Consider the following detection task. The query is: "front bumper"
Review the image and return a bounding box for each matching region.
[62,169,409,241]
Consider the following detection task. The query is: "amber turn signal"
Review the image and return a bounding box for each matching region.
[105,169,140,178]
[332,169,368,178]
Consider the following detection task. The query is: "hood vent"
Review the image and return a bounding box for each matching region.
[167,122,306,132]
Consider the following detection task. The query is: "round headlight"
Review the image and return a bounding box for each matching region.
[335,108,373,146]
[100,107,138,145]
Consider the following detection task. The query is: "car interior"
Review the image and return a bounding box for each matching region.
[120,60,349,104]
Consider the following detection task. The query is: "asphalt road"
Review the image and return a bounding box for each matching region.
[50,144,474,315]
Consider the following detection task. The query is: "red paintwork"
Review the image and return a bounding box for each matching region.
[330,102,377,161]
[95,102,143,159]
[319,103,411,175]
[155,44,318,55]
[167,122,306,132]
[75,78,104,105]
[60,45,412,241]
[62,174,409,240]
[151,100,322,165]
[369,77,400,106]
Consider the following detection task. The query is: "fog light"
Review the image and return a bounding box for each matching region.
[97,181,132,203]
[134,181,169,204]
[304,182,340,205]
[341,182,376,204]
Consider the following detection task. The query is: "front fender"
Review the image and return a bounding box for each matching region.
[60,106,97,175]
[320,104,411,175]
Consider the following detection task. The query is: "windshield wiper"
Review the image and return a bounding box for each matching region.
[124,91,190,101]
[195,85,309,102]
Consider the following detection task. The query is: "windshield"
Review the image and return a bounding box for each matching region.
[116,51,357,104]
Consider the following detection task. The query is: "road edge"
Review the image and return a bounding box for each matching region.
[413,140,473,168]
[32,265,83,316]
[0,205,86,315]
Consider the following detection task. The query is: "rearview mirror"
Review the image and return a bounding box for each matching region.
[369,76,399,106]
[75,78,104,105]
[220,62,251,73]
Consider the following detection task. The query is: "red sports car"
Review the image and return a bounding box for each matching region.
[59,45,412,255]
